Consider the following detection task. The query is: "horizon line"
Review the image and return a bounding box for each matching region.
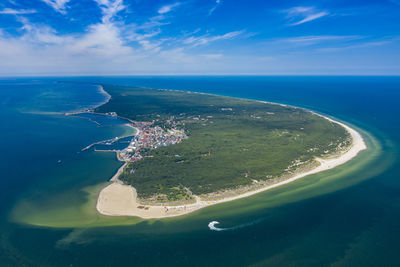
[0,74,400,78]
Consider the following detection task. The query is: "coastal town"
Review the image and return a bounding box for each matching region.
[119,121,187,162]
[68,109,188,161]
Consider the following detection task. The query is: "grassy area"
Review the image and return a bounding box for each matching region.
[96,85,350,202]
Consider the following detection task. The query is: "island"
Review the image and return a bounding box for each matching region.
[94,85,366,219]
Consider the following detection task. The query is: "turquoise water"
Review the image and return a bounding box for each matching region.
[1,76,399,266]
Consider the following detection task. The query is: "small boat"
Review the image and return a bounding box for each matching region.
[57,160,62,164]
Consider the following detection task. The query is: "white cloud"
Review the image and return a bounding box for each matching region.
[12,15,132,56]
[0,8,36,15]
[67,23,133,56]
[0,6,197,75]
[0,1,284,75]
[94,0,126,23]
[284,6,328,26]
[292,12,327,25]
[11,0,130,57]
[158,2,181,14]
[0,18,141,75]
[183,30,245,47]
[41,0,71,14]
[209,0,222,15]
[91,0,160,53]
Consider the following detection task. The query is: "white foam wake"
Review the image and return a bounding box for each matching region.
[208,217,267,231]
[208,221,225,231]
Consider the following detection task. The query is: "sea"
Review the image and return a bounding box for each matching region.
[0,76,399,266]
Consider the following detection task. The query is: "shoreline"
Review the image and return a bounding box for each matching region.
[96,95,367,219]
[63,83,138,153]
[98,85,112,105]
[64,84,111,115]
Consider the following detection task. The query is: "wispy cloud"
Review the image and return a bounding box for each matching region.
[0,8,36,15]
[283,6,328,26]
[123,14,171,52]
[138,40,162,52]
[319,39,395,52]
[131,15,171,31]
[209,0,222,16]
[41,0,71,14]
[18,17,67,45]
[94,0,126,23]
[158,2,181,14]
[279,35,363,45]
[183,30,245,47]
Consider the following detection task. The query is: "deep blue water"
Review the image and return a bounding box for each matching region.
[1,76,400,266]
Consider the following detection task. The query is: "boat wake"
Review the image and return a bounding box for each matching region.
[208,221,225,231]
[208,218,265,231]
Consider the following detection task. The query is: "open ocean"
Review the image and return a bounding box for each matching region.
[1,76,400,266]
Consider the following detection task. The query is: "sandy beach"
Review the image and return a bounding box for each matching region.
[96,114,367,219]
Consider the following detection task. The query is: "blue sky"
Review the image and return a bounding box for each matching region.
[0,0,399,75]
